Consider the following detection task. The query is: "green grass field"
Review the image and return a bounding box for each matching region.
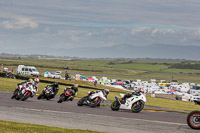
[0,120,102,133]
[1,58,200,82]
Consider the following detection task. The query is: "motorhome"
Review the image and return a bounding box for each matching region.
[17,65,39,76]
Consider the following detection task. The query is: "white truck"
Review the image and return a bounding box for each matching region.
[17,65,39,76]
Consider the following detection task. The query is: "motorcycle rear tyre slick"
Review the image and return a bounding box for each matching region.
[131,100,144,113]
[21,93,31,101]
[187,110,200,130]
[111,101,120,111]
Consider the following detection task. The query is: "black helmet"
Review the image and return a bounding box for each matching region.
[53,82,59,87]
[103,89,109,95]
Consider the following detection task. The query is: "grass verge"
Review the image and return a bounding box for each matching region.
[0,120,103,133]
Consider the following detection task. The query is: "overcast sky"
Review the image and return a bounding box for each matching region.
[0,0,200,56]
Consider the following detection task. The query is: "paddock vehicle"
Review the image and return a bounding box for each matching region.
[187,110,200,129]
[57,88,75,103]
[111,90,146,113]
[17,65,39,76]
[37,83,59,100]
[77,89,109,108]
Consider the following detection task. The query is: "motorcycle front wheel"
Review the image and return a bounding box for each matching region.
[187,110,200,130]
[21,93,31,101]
[77,97,86,106]
[111,101,120,111]
[11,89,19,99]
[37,92,45,100]
[57,94,65,103]
[89,98,101,108]
[131,100,145,113]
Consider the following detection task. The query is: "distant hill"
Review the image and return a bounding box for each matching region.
[1,44,200,60]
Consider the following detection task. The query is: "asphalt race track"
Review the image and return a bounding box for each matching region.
[0,91,199,133]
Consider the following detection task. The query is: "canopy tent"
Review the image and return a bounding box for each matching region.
[169,89,176,95]
[87,77,94,80]
[80,76,86,79]
[104,80,110,83]
[116,81,124,86]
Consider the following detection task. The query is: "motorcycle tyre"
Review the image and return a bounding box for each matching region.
[187,110,200,130]
[89,98,101,108]
[37,92,45,100]
[57,94,65,103]
[131,100,145,113]
[11,89,19,99]
[77,97,85,106]
[111,101,120,111]
[21,93,31,101]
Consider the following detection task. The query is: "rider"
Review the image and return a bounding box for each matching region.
[120,88,144,104]
[33,77,40,91]
[102,89,110,98]
[88,89,109,102]
[68,84,78,101]
[52,82,59,94]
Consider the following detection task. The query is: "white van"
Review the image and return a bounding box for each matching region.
[17,65,39,76]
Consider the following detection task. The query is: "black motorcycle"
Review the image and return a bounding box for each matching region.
[187,110,200,129]
[38,86,57,100]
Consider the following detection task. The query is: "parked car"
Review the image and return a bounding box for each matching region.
[44,71,62,79]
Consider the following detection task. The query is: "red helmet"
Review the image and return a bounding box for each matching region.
[140,88,145,93]
[34,78,39,83]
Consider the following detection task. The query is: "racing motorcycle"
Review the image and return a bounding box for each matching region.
[37,86,57,100]
[77,89,109,108]
[57,88,75,103]
[187,110,200,129]
[11,82,26,100]
[21,83,37,101]
[111,90,146,113]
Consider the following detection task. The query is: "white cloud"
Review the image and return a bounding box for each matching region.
[131,27,175,35]
[2,17,38,30]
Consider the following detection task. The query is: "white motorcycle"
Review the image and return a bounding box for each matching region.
[77,90,108,107]
[111,90,146,113]
[21,83,37,101]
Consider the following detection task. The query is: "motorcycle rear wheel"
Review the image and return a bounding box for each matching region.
[111,101,120,111]
[187,110,200,129]
[131,100,144,113]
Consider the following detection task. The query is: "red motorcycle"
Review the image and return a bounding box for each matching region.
[57,88,75,103]
[187,110,200,130]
